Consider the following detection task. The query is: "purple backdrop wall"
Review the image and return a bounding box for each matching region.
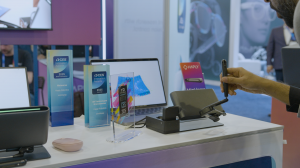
[106,0,114,59]
[0,0,101,45]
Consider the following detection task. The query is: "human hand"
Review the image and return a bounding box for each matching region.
[37,54,46,60]
[220,67,267,96]
[267,65,273,73]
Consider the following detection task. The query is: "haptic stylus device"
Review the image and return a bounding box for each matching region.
[184,78,203,83]
[198,59,229,122]
[222,59,228,98]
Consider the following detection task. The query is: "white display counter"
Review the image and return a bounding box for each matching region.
[23,114,283,168]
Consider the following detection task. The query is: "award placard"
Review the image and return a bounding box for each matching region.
[47,50,74,127]
[84,65,110,128]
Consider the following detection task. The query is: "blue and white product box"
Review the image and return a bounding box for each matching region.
[47,50,74,127]
[84,65,110,128]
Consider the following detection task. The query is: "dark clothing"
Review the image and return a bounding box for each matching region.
[287,86,300,113]
[275,69,284,82]
[38,45,50,57]
[267,26,286,70]
[18,45,33,59]
[0,49,34,94]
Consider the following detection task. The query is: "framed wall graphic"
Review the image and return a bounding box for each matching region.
[189,0,230,81]
[239,0,283,59]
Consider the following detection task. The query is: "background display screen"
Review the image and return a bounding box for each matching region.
[92,60,167,107]
[0,0,52,30]
[0,68,30,109]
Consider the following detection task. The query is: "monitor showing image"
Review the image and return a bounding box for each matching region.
[0,0,52,30]
[91,59,167,108]
[0,68,30,109]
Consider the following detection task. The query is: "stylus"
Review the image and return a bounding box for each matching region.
[0,159,27,168]
[222,59,228,98]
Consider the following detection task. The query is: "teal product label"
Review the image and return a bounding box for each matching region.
[84,65,110,128]
[92,72,107,94]
[53,56,69,79]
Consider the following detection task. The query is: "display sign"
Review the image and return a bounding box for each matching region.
[180,62,206,90]
[47,50,73,127]
[84,65,110,128]
[190,0,230,80]
[178,0,186,33]
[0,0,52,30]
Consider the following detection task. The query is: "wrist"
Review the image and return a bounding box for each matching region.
[258,77,272,95]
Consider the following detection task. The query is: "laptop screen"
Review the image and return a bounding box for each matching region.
[0,68,30,109]
[91,59,167,108]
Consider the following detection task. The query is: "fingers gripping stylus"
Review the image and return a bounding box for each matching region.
[222,59,228,98]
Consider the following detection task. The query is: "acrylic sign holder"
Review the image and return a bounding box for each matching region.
[106,72,142,143]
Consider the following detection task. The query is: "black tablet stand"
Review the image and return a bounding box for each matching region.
[0,146,50,167]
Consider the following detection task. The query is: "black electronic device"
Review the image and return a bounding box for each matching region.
[282,46,300,87]
[198,98,228,122]
[0,106,49,150]
[162,106,179,121]
[0,159,27,168]
[146,115,180,134]
[146,106,224,134]
[171,88,228,122]
[0,106,51,163]
[171,89,225,120]
[222,59,228,98]
[193,59,229,122]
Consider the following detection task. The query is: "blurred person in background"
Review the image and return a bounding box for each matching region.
[37,45,50,60]
[267,22,298,82]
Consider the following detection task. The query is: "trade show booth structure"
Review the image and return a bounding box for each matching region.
[0,0,289,167]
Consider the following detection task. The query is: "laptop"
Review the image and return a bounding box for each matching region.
[0,67,31,109]
[282,45,300,88]
[91,58,167,125]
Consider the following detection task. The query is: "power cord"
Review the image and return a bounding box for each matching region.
[127,117,146,129]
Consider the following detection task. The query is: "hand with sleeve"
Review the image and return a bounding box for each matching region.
[220,67,290,105]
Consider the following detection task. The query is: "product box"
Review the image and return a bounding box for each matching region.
[180,62,206,90]
[47,50,74,127]
[84,65,110,128]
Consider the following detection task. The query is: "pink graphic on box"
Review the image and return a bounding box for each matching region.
[180,62,206,90]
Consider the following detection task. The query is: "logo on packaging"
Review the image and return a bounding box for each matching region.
[53,56,70,79]
[92,72,107,94]
[183,65,199,70]
[94,74,105,77]
[56,58,67,61]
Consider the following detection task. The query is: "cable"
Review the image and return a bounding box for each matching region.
[127,117,146,129]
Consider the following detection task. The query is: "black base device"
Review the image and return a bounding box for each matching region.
[0,106,51,166]
[146,115,180,134]
[146,105,224,134]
